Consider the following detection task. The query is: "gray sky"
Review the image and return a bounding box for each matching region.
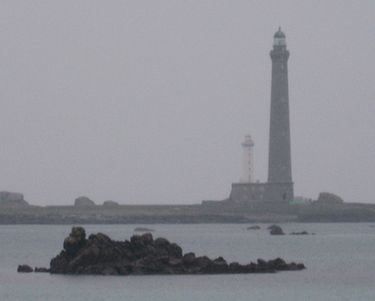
[0,1,374,205]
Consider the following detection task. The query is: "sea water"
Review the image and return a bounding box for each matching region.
[0,223,374,301]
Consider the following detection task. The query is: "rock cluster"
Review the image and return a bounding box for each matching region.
[17,265,50,273]
[48,227,305,275]
[267,225,316,236]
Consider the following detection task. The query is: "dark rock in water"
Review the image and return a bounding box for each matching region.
[49,227,305,276]
[290,231,315,235]
[134,227,155,232]
[270,228,284,235]
[267,224,279,230]
[18,265,50,273]
[74,196,96,207]
[17,265,33,273]
[268,225,285,235]
[246,225,261,230]
[34,267,50,273]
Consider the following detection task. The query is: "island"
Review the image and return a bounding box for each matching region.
[2,191,375,224]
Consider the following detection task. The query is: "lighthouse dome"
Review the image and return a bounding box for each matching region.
[273,27,286,46]
[274,27,286,38]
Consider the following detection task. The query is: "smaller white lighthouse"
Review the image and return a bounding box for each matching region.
[241,135,255,183]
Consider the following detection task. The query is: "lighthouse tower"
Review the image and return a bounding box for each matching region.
[228,28,294,204]
[267,27,294,201]
[241,135,254,183]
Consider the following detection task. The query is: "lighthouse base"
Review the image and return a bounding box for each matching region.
[229,182,293,203]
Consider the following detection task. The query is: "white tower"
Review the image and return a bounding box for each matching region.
[241,135,254,183]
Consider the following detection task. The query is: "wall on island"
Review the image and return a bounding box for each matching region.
[229,182,293,203]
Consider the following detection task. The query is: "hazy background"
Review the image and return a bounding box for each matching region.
[0,1,374,205]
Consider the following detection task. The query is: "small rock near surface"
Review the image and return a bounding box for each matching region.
[268,225,285,235]
[17,265,33,273]
[290,231,315,235]
[247,225,261,230]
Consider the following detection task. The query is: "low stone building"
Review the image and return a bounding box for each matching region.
[0,191,29,207]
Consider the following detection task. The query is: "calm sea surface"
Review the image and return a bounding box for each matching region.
[0,223,374,301]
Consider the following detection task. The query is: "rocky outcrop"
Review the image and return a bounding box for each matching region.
[268,224,285,235]
[63,226,87,255]
[74,196,96,207]
[17,264,33,273]
[49,227,305,275]
[0,191,29,207]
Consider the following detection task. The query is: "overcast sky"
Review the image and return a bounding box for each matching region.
[0,1,374,205]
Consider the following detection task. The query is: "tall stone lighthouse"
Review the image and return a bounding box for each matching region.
[267,27,294,202]
[229,28,294,204]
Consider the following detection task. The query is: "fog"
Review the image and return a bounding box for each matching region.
[0,1,374,205]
